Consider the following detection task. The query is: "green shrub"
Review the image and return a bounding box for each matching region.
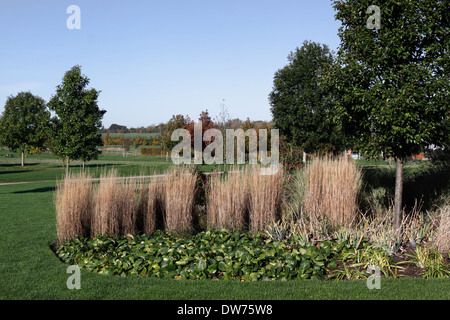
[56,229,346,281]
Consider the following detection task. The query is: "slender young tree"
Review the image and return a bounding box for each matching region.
[48,65,106,173]
[0,92,50,166]
[323,0,449,232]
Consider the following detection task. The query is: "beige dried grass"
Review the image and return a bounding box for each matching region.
[163,167,196,235]
[303,155,362,228]
[55,171,93,243]
[119,178,139,236]
[434,201,450,254]
[91,169,122,237]
[206,168,249,231]
[247,166,284,233]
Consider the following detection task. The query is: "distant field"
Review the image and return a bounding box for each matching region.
[102,132,160,138]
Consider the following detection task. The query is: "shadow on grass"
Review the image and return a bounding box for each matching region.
[0,170,32,175]
[403,164,450,211]
[360,162,450,213]
[12,186,57,194]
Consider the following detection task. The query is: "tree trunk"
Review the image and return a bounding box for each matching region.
[394,157,403,234]
[21,151,24,167]
[302,151,306,163]
[82,161,85,172]
[65,157,70,175]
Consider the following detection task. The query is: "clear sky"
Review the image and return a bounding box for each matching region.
[0,0,341,128]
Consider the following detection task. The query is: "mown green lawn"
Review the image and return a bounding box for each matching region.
[0,179,449,301]
[0,150,240,184]
[0,150,174,184]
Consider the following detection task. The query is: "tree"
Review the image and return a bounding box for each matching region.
[161,114,191,152]
[269,41,347,159]
[214,100,232,133]
[186,110,215,151]
[103,131,112,147]
[323,0,449,232]
[48,65,106,172]
[0,92,50,166]
[108,123,128,133]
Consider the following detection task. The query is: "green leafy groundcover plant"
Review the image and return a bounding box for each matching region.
[56,229,360,281]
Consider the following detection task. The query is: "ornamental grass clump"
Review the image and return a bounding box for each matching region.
[434,199,450,255]
[90,170,142,237]
[119,178,139,236]
[163,167,196,236]
[55,171,93,243]
[206,169,249,231]
[91,169,123,237]
[206,166,284,233]
[247,165,285,233]
[303,155,362,228]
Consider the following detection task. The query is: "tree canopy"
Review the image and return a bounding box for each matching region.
[324,0,449,160]
[269,40,346,155]
[161,114,192,152]
[0,91,50,166]
[47,65,106,171]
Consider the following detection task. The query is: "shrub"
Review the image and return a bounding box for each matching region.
[192,166,208,207]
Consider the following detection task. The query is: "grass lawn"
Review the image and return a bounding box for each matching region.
[0,149,239,184]
[1,182,449,301]
[0,152,449,301]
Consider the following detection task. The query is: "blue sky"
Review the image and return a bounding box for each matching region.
[0,0,341,128]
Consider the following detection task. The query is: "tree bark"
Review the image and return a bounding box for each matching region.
[65,157,70,175]
[394,157,403,234]
[21,151,24,167]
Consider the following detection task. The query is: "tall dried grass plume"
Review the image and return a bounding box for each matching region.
[55,171,93,243]
[302,155,362,228]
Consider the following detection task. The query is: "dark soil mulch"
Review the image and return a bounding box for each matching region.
[393,246,422,278]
